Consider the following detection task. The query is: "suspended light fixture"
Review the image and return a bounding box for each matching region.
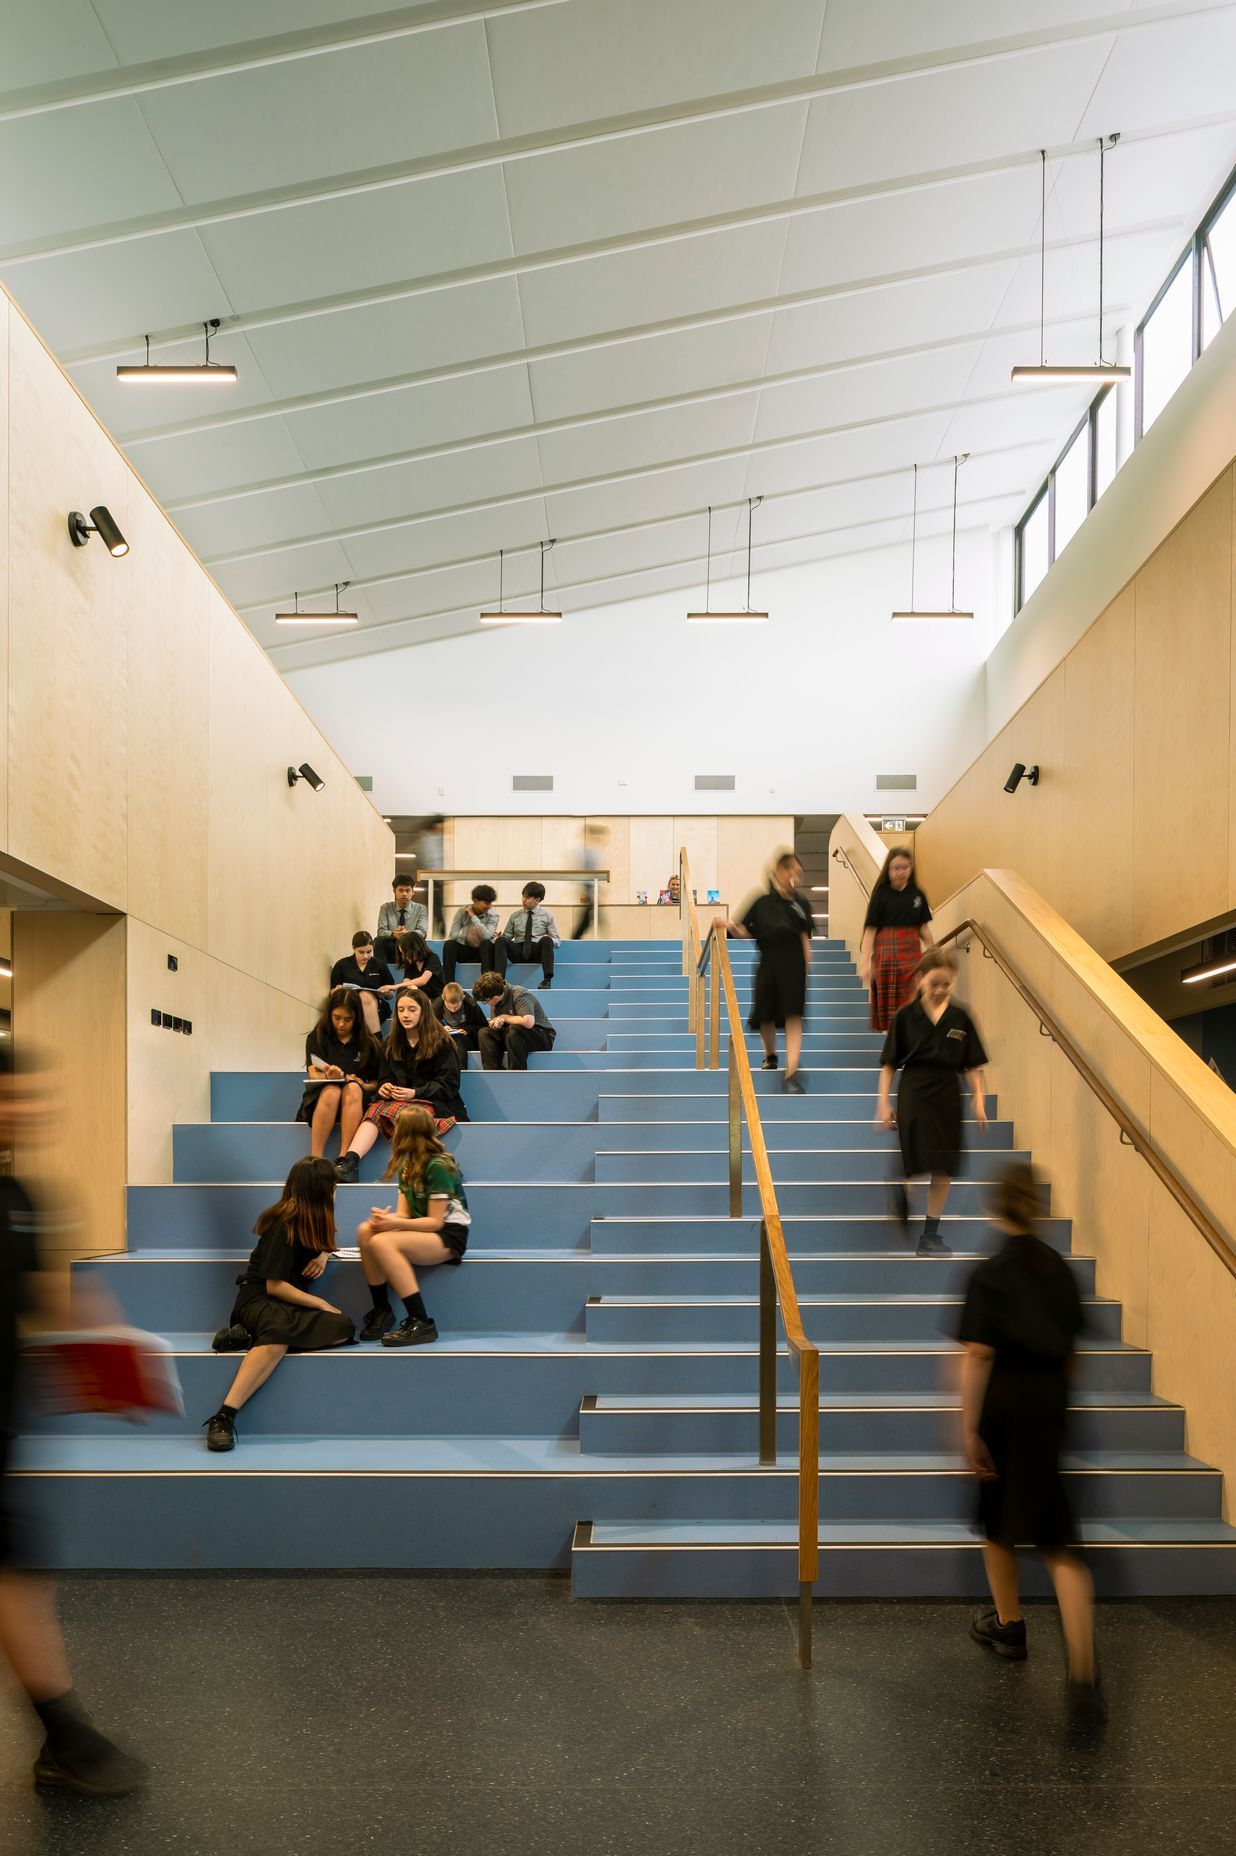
[116,320,239,384]
[274,584,359,627]
[479,540,562,624]
[892,458,974,620]
[687,497,768,622]
[1181,930,1236,986]
[1011,140,1131,383]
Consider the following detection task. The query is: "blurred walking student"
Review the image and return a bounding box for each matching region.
[861,846,934,1031]
[474,971,556,1070]
[717,850,813,1095]
[435,981,486,1054]
[205,1157,354,1452]
[498,881,560,989]
[356,1107,471,1347]
[571,822,608,939]
[375,876,427,963]
[334,987,465,1182]
[0,1048,145,1797]
[958,1159,1103,1739]
[299,989,380,1159]
[330,930,398,1034]
[391,929,445,1003]
[443,885,504,982]
[878,948,987,1255]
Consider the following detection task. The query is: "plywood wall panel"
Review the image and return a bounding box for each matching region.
[628,817,674,900]
[717,816,793,913]
[205,596,269,976]
[0,296,9,855]
[587,817,629,902]
[1058,589,1135,952]
[673,817,718,897]
[126,917,209,1186]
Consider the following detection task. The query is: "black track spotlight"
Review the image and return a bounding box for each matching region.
[1004,762,1040,794]
[67,506,129,556]
[287,763,325,792]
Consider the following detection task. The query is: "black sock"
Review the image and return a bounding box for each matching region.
[33,1690,95,1759]
[220,1403,238,1419]
[369,1282,391,1313]
[923,1215,941,1240]
[403,1292,428,1322]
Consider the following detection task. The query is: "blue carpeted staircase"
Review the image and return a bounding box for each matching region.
[19,939,1236,1595]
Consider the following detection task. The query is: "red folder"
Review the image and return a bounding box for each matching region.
[25,1328,184,1419]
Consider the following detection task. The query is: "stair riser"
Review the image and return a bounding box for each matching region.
[595,1182,1039,1215]
[579,1405,1184,1455]
[588,1213,1065,1255]
[585,1301,1124,1345]
[593,1149,1029,1184]
[605,1004,869,1020]
[595,1096,1000,1122]
[585,1121,1015,1152]
[604,1035,884,1050]
[536,1056,885,1077]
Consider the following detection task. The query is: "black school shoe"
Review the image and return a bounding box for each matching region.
[1066,1676,1108,1746]
[381,1316,439,1348]
[334,1151,360,1183]
[760,1054,779,1071]
[887,1182,910,1230]
[782,1071,806,1095]
[970,1608,1027,1660]
[916,1231,952,1257]
[212,1323,252,1353]
[537,977,553,990]
[203,1409,236,1452]
[360,1307,396,1343]
[34,1735,147,1799]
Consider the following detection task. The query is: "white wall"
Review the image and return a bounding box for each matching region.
[287,530,993,818]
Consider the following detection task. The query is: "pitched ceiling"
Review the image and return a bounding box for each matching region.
[3,0,1235,668]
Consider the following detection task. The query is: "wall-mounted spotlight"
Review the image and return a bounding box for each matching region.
[1004,763,1040,794]
[287,763,325,792]
[67,506,129,556]
[116,321,239,385]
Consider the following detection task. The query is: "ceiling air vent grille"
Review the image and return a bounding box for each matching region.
[512,774,554,792]
[694,774,736,791]
[876,774,917,791]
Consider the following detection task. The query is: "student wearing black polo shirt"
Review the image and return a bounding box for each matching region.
[329,930,398,1034]
[299,989,380,1158]
[717,851,813,1094]
[473,972,557,1070]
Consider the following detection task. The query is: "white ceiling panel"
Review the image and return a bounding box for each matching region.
[125,419,311,504]
[501,105,809,252]
[134,25,499,202]
[486,0,825,137]
[529,315,774,422]
[551,513,712,587]
[516,219,789,348]
[283,363,535,473]
[361,556,509,623]
[245,277,528,400]
[1048,123,1236,240]
[91,0,438,61]
[312,433,543,533]
[1078,11,1236,140]
[753,346,982,446]
[0,1,120,90]
[535,394,760,487]
[816,0,1134,70]
[0,101,181,251]
[762,266,1014,378]
[213,538,361,610]
[0,235,230,353]
[543,456,751,542]
[937,384,1091,461]
[741,413,955,499]
[175,482,338,562]
[337,499,551,588]
[196,168,515,312]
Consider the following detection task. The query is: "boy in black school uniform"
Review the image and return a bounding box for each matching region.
[473,972,557,1071]
[443,885,505,983]
[497,882,560,990]
[435,982,487,1056]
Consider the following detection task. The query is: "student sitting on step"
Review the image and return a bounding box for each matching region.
[390,929,445,1003]
[443,885,505,983]
[329,930,398,1035]
[374,876,427,964]
[355,1106,471,1347]
[298,988,380,1159]
[497,881,560,989]
[335,987,466,1181]
[205,1157,355,1452]
[435,980,486,1055]
[473,971,557,1070]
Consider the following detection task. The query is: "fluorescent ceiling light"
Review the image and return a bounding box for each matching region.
[1012,139,1130,385]
[117,322,238,384]
[1181,956,1236,985]
[275,583,358,626]
[479,610,562,625]
[0,958,11,979]
[686,611,769,624]
[892,457,971,622]
[1010,364,1130,382]
[689,498,768,624]
[891,610,975,621]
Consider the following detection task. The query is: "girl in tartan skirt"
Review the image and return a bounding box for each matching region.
[860,846,934,1031]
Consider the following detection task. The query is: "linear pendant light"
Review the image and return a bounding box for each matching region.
[275,582,359,627]
[117,320,239,384]
[688,496,768,621]
[1011,139,1131,383]
[892,457,974,620]
[479,540,562,624]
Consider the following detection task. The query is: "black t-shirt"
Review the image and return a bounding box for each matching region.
[957,1235,1084,1371]
[0,1179,39,1421]
[329,954,392,994]
[740,887,814,950]
[238,1219,320,1297]
[395,946,444,1000]
[881,999,988,1073]
[304,1027,379,1082]
[379,1038,463,1114]
[865,883,933,931]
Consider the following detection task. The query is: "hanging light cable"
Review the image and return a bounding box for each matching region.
[275,582,359,627]
[892,457,974,620]
[1012,139,1130,382]
[480,539,561,624]
[688,496,768,622]
[117,318,239,384]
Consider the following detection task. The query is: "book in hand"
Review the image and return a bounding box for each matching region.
[24,1326,184,1420]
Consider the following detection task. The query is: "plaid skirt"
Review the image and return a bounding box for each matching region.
[364,1098,457,1139]
[869,926,922,1031]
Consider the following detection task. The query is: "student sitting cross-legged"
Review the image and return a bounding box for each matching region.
[497,881,560,989]
[334,986,466,1182]
[298,987,380,1158]
[443,885,505,983]
[329,930,398,1035]
[205,1157,355,1451]
[435,980,486,1056]
[355,1106,471,1347]
[474,970,557,1070]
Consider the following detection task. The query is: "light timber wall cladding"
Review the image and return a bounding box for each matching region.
[914,464,1236,965]
[1,289,392,1207]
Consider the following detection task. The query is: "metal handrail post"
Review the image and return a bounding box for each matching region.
[758,1221,777,1466]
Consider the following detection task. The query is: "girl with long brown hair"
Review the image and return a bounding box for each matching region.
[356,1106,471,1346]
[334,987,465,1182]
[204,1157,354,1451]
[298,987,379,1158]
[860,845,934,1030]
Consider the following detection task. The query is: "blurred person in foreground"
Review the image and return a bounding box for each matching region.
[0,1046,145,1795]
[957,1158,1104,1741]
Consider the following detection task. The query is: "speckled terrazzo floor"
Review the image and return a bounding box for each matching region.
[0,1575,1231,1855]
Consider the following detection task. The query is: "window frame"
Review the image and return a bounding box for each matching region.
[1014,480,1051,614]
[1134,246,1194,443]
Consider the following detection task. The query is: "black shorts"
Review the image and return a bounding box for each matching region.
[441,1222,469,1264]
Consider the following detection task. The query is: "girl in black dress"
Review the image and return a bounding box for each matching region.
[298,988,380,1158]
[878,948,988,1255]
[334,987,465,1182]
[205,1157,354,1451]
[392,930,445,1003]
[861,846,934,1031]
[719,851,813,1094]
[958,1160,1102,1731]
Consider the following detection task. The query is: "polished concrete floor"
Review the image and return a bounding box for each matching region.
[0,1575,1231,1855]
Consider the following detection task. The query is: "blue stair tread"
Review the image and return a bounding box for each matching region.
[589,1389,1179,1412]
[591,1294,1120,1309]
[129,1330,1149,1360]
[584,1517,1236,1548]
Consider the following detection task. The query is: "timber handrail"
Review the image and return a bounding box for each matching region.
[831,839,1235,1281]
[679,849,820,1669]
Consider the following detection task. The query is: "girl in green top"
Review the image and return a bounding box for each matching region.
[356,1105,470,1347]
